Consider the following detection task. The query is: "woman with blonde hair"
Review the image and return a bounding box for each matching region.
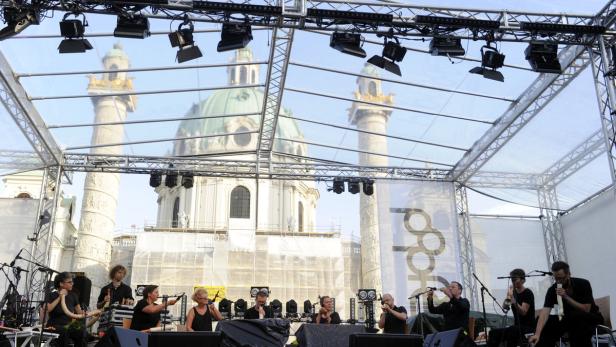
[185,288,222,331]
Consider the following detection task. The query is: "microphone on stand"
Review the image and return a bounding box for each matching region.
[9,249,23,267]
[534,270,552,276]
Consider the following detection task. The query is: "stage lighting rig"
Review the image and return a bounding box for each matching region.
[519,22,606,35]
[114,14,150,39]
[234,299,247,318]
[368,35,406,76]
[0,7,40,41]
[469,44,505,82]
[165,172,178,188]
[271,299,282,318]
[331,178,345,194]
[58,13,92,54]
[525,42,561,74]
[218,298,232,319]
[357,289,377,302]
[149,172,162,188]
[285,300,298,319]
[429,37,465,57]
[169,17,202,63]
[347,179,360,194]
[217,22,252,52]
[362,179,374,196]
[303,300,313,317]
[181,173,194,189]
[414,15,500,30]
[330,32,366,58]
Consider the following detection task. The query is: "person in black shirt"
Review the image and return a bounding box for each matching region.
[44,272,89,347]
[130,285,178,331]
[427,281,470,332]
[185,288,222,331]
[311,296,341,324]
[244,290,274,319]
[529,261,602,347]
[378,294,408,334]
[97,265,133,308]
[488,268,535,347]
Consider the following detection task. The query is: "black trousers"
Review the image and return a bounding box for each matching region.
[488,325,533,347]
[535,315,594,347]
[51,325,86,347]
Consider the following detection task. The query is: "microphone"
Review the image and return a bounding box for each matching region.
[557,284,564,321]
[10,249,23,267]
[427,287,437,291]
[535,270,552,276]
[14,266,29,273]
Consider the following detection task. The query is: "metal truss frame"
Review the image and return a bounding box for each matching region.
[538,187,567,267]
[454,184,479,310]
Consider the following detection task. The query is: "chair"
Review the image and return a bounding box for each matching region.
[593,296,616,347]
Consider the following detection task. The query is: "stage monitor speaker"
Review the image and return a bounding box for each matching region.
[148,331,222,347]
[70,273,92,307]
[349,333,424,347]
[95,327,148,347]
[424,328,465,347]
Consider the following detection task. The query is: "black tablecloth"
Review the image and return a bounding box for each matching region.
[216,318,290,347]
[295,324,366,347]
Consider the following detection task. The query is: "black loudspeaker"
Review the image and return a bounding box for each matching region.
[148,331,222,347]
[95,327,148,347]
[70,273,92,307]
[349,333,424,347]
[424,328,471,347]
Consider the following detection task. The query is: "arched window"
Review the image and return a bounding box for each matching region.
[240,67,248,84]
[298,201,304,232]
[368,81,377,96]
[230,186,250,218]
[108,64,119,81]
[15,192,31,199]
[171,197,180,228]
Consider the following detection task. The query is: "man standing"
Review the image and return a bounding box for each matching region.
[244,290,274,319]
[488,269,535,347]
[97,265,133,309]
[378,294,408,334]
[529,261,602,347]
[427,281,470,332]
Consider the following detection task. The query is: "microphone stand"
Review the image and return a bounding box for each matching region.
[162,295,168,332]
[473,273,503,339]
[410,291,430,339]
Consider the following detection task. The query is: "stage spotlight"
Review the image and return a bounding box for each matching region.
[330,32,366,58]
[169,18,202,63]
[149,172,162,188]
[113,15,150,39]
[165,172,178,188]
[271,299,282,317]
[332,178,345,194]
[525,42,561,74]
[58,14,92,54]
[429,37,465,56]
[368,40,406,76]
[217,22,252,52]
[234,299,247,317]
[362,179,374,196]
[218,298,232,318]
[0,7,39,41]
[181,173,194,189]
[348,179,360,194]
[285,300,298,318]
[303,300,312,315]
[357,289,377,301]
[469,44,505,82]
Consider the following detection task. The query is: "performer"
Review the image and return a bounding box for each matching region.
[529,261,603,347]
[427,281,470,332]
[185,288,222,332]
[244,290,273,319]
[130,285,178,332]
[378,294,407,334]
[44,272,92,347]
[97,265,133,309]
[312,296,341,324]
[488,269,535,347]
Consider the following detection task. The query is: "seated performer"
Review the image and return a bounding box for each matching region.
[185,288,222,332]
[312,296,341,324]
[427,281,470,332]
[130,285,178,332]
[97,264,133,309]
[378,293,408,334]
[529,261,603,347]
[44,272,97,347]
[488,269,535,347]
[244,290,274,319]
